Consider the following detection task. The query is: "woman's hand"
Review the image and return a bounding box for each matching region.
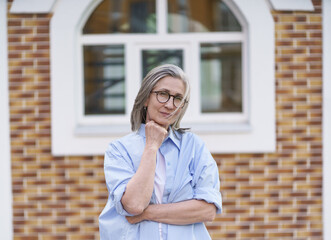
[126,213,146,224]
[145,120,168,150]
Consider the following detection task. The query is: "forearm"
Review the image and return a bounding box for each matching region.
[127,200,217,225]
[121,121,168,215]
[121,146,157,215]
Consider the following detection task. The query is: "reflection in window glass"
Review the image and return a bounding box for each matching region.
[201,43,242,113]
[142,49,183,78]
[83,0,156,34]
[168,0,241,33]
[84,45,125,115]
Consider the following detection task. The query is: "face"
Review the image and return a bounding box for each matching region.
[144,76,185,129]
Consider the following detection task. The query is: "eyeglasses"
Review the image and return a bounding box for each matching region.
[151,91,187,108]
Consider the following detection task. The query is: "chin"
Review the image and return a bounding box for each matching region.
[159,121,170,128]
[155,119,172,129]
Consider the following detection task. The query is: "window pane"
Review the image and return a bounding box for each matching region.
[142,49,183,78]
[83,0,156,34]
[168,0,241,33]
[84,45,125,115]
[201,43,242,113]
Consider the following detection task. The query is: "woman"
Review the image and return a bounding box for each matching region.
[99,64,222,240]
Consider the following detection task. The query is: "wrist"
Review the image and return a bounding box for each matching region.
[144,144,159,152]
[144,205,154,221]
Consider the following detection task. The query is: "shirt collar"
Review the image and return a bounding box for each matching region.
[138,124,181,149]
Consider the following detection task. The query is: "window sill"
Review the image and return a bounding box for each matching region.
[74,122,251,137]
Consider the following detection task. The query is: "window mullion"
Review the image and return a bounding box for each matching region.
[157,0,167,35]
[77,36,85,124]
[184,41,200,122]
[126,42,139,118]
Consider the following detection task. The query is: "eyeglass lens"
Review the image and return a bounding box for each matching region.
[156,92,182,107]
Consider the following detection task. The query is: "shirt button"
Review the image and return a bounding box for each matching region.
[167,162,170,166]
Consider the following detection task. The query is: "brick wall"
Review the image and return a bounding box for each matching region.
[7,0,323,239]
[7,1,105,239]
[209,1,323,239]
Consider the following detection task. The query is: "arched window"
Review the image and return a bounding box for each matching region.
[78,0,247,130]
[50,0,275,155]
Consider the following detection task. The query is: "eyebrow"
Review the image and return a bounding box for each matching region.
[154,88,184,97]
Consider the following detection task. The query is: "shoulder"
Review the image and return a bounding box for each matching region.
[107,131,143,152]
[105,132,144,166]
[181,131,205,148]
[180,131,216,170]
[177,131,210,160]
[181,131,213,159]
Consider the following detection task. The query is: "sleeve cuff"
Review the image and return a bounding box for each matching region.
[194,187,222,214]
[112,184,135,216]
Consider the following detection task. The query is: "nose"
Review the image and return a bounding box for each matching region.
[164,96,175,109]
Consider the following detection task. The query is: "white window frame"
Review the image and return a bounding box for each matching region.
[77,1,247,128]
[78,36,246,126]
[50,0,275,155]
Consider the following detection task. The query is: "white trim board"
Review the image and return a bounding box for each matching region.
[269,0,314,11]
[0,0,13,239]
[323,0,331,239]
[10,0,57,13]
[9,0,316,13]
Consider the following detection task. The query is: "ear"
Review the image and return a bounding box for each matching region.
[144,96,150,107]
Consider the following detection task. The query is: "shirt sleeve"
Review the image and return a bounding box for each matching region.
[104,142,135,216]
[191,140,222,214]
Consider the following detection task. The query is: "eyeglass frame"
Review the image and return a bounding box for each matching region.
[151,91,188,108]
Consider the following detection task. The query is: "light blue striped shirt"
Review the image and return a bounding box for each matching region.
[99,124,222,240]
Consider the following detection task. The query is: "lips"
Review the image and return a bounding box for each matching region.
[160,111,171,118]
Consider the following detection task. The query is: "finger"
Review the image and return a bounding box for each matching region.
[146,120,155,126]
[147,120,167,132]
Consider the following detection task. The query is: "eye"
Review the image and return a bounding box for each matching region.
[174,96,183,101]
[159,91,169,98]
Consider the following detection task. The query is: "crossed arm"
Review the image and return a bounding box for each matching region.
[120,121,217,225]
[125,199,216,225]
[121,121,166,215]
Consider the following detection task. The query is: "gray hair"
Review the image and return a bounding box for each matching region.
[130,64,190,133]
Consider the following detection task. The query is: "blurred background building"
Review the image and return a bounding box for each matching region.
[1,0,330,239]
